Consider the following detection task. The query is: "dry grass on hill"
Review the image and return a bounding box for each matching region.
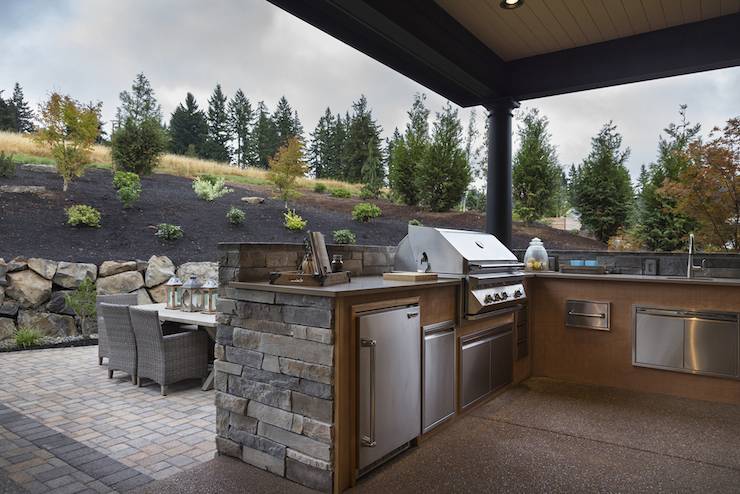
[0,131,362,192]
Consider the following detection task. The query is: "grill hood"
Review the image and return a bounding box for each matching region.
[394,225,520,275]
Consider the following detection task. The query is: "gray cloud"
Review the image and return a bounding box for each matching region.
[1,0,737,182]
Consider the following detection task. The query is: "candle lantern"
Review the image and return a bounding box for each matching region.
[201,279,218,314]
[181,275,203,312]
[164,277,182,309]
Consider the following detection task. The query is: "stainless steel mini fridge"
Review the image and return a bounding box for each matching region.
[358,304,421,473]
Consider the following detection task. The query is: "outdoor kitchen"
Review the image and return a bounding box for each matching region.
[212,226,740,493]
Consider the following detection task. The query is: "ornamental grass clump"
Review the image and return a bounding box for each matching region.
[112,170,141,208]
[226,206,246,225]
[330,188,352,199]
[283,210,307,231]
[192,174,232,201]
[66,204,101,228]
[351,202,382,222]
[155,223,183,241]
[15,327,42,349]
[0,151,16,177]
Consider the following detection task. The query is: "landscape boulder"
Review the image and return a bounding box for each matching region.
[145,255,176,287]
[0,260,7,286]
[241,196,265,204]
[136,288,153,305]
[0,301,19,318]
[28,258,58,280]
[46,290,75,316]
[0,318,15,341]
[148,283,167,303]
[54,262,97,289]
[0,286,3,305]
[7,258,28,272]
[6,270,52,308]
[177,262,218,284]
[96,271,144,295]
[99,260,137,277]
[18,310,76,337]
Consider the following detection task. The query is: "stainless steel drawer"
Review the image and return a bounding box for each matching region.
[684,317,739,377]
[423,321,456,432]
[635,312,684,368]
[566,300,610,330]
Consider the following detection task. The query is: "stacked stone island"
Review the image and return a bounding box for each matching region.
[214,285,335,492]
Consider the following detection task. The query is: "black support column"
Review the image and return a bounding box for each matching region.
[486,98,519,247]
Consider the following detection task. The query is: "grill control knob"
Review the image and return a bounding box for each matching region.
[514,289,523,298]
[501,292,509,300]
[494,293,502,302]
[484,294,494,304]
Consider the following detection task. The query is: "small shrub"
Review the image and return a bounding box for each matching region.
[283,210,307,231]
[112,171,142,208]
[155,223,183,241]
[65,278,96,337]
[66,205,101,228]
[15,327,42,349]
[352,202,382,222]
[110,116,167,176]
[359,185,377,200]
[226,206,246,225]
[192,175,233,201]
[333,229,357,245]
[0,151,16,178]
[313,183,327,193]
[330,188,351,199]
[408,218,423,226]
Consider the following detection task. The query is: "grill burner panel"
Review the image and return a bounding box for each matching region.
[394,226,526,319]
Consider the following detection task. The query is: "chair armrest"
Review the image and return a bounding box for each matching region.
[163,331,208,355]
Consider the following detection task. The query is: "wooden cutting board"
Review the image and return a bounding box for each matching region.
[383,271,438,282]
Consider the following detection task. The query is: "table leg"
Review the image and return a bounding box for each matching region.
[202,370,215,391]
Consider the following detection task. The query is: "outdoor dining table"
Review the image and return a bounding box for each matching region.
[136,303,217,391]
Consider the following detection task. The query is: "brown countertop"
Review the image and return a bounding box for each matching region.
[529,271,740,287]
[228,276,461,298]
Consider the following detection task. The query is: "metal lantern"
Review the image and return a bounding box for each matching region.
[201,279,218,314]
[181,275,203,312]
[164,277,182,309]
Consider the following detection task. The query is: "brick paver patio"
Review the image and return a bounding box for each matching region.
[0,346,215,493]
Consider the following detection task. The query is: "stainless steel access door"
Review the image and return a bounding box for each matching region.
[423,321,456,433]
[359,305,421,471]
[685,316,739,377]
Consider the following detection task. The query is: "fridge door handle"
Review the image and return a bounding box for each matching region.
[407,312,419,319]
[360,337,377,448]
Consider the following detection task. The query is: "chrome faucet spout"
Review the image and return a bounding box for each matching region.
[687,233,702,278]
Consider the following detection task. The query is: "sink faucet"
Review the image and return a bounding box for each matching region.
[687,233,706,278]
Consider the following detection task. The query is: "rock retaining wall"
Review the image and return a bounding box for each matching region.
[0,256,217,341]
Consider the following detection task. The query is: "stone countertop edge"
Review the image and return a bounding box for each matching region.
[527,271,740,286]
[227,277,461,297]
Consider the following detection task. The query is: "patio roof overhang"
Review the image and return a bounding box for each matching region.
[267,0,740,246]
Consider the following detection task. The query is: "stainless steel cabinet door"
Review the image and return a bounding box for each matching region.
[461,337,491,408]
[635,313,684,369]
[359,306,421,471]
[491,331,513,391]
[685,318,739,377]
[423,324,455,432]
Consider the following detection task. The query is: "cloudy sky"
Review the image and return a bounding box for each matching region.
[2,0,738,181]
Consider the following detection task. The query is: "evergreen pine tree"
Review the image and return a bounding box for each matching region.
[570,121,634,242]
[0,91,16,131]
[512,108,561,223]
[253,101,279,169]
[360,137,383,197]
[325,113,346,179]
[416,102,470,211]
[388,93,429,205]
[169,92,208,157]
[204,84,232,162]
[636,105,700,251]
[228,89,254,167]
[11,83,34,132]
[116,73,162,125]
[308,108,334,178]
[342,95,382,183]
[272,96,300,149]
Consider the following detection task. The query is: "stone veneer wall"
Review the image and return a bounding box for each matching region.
[218,242,395,284]
[0,256,217,342]
[214,284,336,491]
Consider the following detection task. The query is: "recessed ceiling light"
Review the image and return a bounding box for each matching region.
[500,0,523,9]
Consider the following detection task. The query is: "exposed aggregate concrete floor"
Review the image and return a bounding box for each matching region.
[135,377,740,493]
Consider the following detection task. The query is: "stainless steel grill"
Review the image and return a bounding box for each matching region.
[394,226,526,319]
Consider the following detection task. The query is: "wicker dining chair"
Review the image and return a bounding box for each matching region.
[99,303,138,384]
[129,307,209,396]
[96,293,138,365]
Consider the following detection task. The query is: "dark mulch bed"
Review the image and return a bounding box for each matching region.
[0,165,605,264]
